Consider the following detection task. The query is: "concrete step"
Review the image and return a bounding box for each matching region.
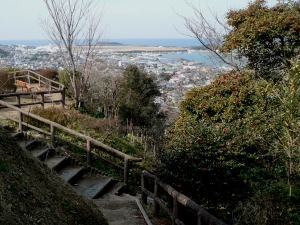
[109,220,145,225]
[44,155,67,171]
[25,139,41,150]
[16,139,33,149]
[101,181,127,197]
[93,194,146,225]
[99,209,145,225]
[101,193,138,202]
[74,176,113,199]
[109,181,126,196]
[30,148,52,160]
[58,166,85,183]
[10,131,149,225]
[11,132,24,140]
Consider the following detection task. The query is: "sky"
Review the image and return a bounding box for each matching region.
[0,0,278,40]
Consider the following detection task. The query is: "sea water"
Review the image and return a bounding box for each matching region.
[0,38,200,47]
[160,52,218,66]
[109,38,201,47]
[0,38,226,65]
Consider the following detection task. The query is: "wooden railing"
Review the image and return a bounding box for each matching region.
[11,69,64,90]
[0,70,66,108]
[0,90,65,109]
[141,171,227,225]
[0,100,142,186]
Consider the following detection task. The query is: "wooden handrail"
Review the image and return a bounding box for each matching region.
[3,69,66,108]
[10,69,64,90]
[0,100,142,185]
[141,170,227,225]
[0,90,64,109]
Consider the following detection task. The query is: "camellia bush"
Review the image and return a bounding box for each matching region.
[221,0,300,80]
[156,70,300,223]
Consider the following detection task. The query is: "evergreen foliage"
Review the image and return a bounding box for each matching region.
[119,65,162,128]
[271,61,300,197]
[157,70,300,223]
[221,0,300,79]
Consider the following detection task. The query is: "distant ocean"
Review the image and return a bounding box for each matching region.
[0,38,228,66]
[109,38,201,47]
[161,52,217,66]
[0,38,201,47]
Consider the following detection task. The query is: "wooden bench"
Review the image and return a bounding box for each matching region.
[36,86,52,101]
[16,80,32,92]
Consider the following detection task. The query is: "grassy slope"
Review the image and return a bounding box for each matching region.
[0,126,108,225]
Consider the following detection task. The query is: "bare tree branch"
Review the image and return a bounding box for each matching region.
[174,0,242,70]
[40,0,107,107]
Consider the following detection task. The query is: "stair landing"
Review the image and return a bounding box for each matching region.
[94,194,146,225]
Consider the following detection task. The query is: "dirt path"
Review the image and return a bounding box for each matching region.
[0,86,73,124]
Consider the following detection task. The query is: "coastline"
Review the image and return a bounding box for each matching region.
[99,45,187,53]
[0,38,200,48]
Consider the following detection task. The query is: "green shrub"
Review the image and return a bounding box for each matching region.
[157,71,288,223]
[232,183,300,225]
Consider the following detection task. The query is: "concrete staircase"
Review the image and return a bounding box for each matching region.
[94,194,146,225]
[11,131,148,225]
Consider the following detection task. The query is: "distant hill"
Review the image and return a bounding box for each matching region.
[188,46,207,50]
[101,42,124,46]
[0,126,108,225]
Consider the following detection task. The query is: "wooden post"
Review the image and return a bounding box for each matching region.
[41,94,45,109]
[197,212,202,225]
[13,72,16,84]
[87,140,92,166]
[18,111,23,133]
[172,197,179,225]
[154,181,160,218]
[61,86,65,108]
[16,95,23,132]
[124,158,129,186]
[16,95,21,107]
[141,172,148,204]
[27,70,30,85]
[51,124,56,148]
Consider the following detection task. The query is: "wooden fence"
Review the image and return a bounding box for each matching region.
[12,69,64,91]
[0,100,142,186]
[0,70,66,109]
[141,170,227,225]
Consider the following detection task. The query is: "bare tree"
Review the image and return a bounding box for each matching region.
[41,0,106,107]
[89,72,123,119]
[176,0,241,70]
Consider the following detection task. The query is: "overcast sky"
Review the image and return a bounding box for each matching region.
[0,0,277,40]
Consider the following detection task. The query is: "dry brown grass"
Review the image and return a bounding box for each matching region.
[27,106,122,141]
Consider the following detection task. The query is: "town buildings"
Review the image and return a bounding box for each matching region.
[0,43,228,112]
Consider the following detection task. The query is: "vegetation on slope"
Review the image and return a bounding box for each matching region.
[157,68,300,224]
[0,126,108,225]
[23,106,155,191]
[222,0,300,79]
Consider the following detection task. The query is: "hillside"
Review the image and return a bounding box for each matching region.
[0,126,108,225]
